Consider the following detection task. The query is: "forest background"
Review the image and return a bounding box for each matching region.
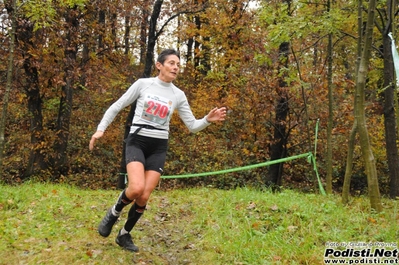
[1,0,399,206]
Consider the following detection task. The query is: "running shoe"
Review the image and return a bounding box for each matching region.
[98,207,118,237]
[115,230,139,252]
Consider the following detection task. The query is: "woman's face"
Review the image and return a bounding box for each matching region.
[156,55,180,83]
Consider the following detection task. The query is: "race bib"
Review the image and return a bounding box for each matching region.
[141,94,172,125]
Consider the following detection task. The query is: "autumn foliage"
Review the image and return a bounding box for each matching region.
[0,0,395,196]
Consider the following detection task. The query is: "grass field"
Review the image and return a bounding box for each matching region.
[0,182,398,264]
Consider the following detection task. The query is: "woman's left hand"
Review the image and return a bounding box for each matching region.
[206,107,227,123]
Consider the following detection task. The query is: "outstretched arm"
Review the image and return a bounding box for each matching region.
[206,107,227,123]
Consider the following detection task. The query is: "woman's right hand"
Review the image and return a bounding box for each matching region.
[89,131,104,151]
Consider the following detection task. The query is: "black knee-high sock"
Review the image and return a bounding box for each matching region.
[114,190,133,213]
[124,202,146,232]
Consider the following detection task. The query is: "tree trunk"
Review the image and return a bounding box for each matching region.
[124,15,131,55]
[200,35,211,75]
[353,0,382,211]
[383,44,399,199]
[265,40,289,188]
[111,13,118,50]
[187,34,194,64]
[24,69,46,178]
[264,0,291,188]
[0,0,17,178]
[51,8,79,177]
[326,0,333,194]
[342,0,362,205]
[194,14,201,69]
[342,121,357,204]
[80,43,89,87]
[383,0,399,198]
[139,2,149,65]
[144,0,163,78]
[98,8,105,49]
[15,19,47,178]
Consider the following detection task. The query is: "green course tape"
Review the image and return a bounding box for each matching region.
[311,154,326,195]
[162,152,312,179]
[123,120,326,195]
[161,152,326,196]
[313,119,326,195]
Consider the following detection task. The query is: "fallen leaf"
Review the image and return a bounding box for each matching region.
[247,202,256,210]
[368,217,377,224]
[183,243,195,249]
[270,205,278,211]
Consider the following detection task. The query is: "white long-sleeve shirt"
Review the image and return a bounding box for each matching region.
[97,77,211,139]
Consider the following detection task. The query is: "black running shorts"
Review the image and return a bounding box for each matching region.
[124,133,168,174]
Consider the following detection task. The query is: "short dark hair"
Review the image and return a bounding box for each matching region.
[157,49,180,64]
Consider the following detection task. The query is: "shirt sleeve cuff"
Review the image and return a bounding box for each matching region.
[204,116,211,125]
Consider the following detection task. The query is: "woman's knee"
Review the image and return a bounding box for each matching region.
[125,184,145,199]
[135,194,150,206]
